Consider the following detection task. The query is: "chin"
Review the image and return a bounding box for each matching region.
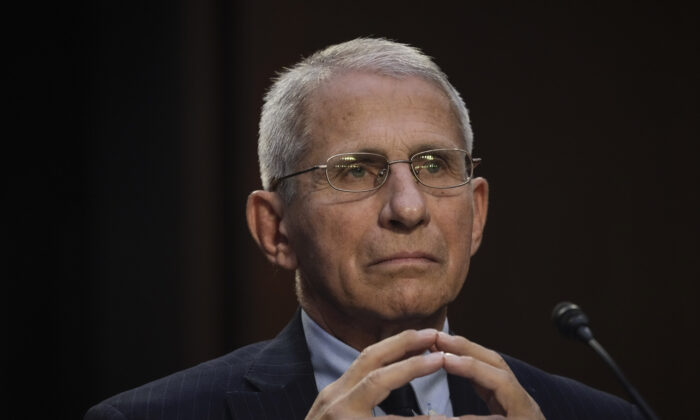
[375,288,450,322]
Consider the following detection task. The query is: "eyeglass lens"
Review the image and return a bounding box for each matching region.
[325,150,472,192]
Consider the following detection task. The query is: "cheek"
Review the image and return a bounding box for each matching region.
[437,198,474,265]
[291,203,370,274]
[322,207,372,265]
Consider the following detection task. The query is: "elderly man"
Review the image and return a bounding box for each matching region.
[86,38,642,419]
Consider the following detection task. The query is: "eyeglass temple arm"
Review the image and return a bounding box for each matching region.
[269,164,328,190]
[472,158,482,169]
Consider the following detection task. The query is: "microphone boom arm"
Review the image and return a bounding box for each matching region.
[552,302,660,420]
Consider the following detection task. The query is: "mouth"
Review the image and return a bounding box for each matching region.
[370,251,440,267]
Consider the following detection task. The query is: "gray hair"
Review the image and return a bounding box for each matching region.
[258,37,473,200]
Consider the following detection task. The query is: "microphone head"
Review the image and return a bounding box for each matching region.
[552,301,592,341]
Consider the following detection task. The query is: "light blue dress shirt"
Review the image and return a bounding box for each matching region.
[301,309,454,416]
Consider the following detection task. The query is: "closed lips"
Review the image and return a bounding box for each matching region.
[370,252,439,265]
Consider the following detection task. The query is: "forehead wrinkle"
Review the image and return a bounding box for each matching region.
[305,72,462,159]
[308,103,456,145]
[310,72,452,118]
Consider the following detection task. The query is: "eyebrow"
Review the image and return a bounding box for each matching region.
[355,146,384,154]
[412,142,456,153]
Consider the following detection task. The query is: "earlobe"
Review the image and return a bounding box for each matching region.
[246,190,298,270]
[469,178,489,256]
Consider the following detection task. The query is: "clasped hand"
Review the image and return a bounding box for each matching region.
[305,330,545,420]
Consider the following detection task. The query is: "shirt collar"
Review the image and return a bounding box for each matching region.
[301,309,454,416]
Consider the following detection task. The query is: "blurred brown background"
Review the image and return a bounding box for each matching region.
[7,1,698,419]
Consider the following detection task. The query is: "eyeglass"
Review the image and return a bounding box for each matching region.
[270,148,481,193]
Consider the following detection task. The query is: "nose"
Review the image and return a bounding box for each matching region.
[378,162,430,231]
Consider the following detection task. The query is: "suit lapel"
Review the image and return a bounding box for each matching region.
[227,309,319,420]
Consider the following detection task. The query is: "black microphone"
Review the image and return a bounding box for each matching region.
[552,302,660,420]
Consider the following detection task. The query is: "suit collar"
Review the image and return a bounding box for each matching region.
[243,308,316,391]
[227,308,318,419]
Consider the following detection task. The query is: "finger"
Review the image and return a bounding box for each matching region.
[383,415,504,420]
[381,416,461,420]
[380,416,457,420]
[340,328,439,388]
[436,332,511,373]
[310,329,439,417]
[344,351,445,411]
[443,353,511,395]
[444,353,538,416]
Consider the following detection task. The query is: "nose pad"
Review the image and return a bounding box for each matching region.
[376,167,390,188]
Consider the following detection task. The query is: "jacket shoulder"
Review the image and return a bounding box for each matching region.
[85,340,270,420]
[503,354,643,420]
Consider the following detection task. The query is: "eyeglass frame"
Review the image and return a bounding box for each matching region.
[269,148,482,193]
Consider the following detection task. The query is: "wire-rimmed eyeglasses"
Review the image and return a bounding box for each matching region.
[269,148,481,193]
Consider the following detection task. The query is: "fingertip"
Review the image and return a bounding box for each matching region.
[399,328,435,343]
[416,328,440,344]
[443,352,465,368]
[436,331,453,343]
[417,328,439,336]
[423,350,444,363]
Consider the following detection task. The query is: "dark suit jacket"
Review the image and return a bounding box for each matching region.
[86,310,642,419]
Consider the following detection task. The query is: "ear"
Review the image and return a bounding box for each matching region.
[246,190,298,270]
[469,177,489,256]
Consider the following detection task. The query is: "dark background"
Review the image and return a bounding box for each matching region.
[7,1,698,419]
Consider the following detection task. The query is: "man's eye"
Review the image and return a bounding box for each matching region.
[415,161,443,174]
[425,161,442,174]
[349,165,366,177]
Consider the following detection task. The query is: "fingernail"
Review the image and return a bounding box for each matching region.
[424,351,444,362]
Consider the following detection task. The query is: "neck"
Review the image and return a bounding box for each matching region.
[301,297,447,351]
